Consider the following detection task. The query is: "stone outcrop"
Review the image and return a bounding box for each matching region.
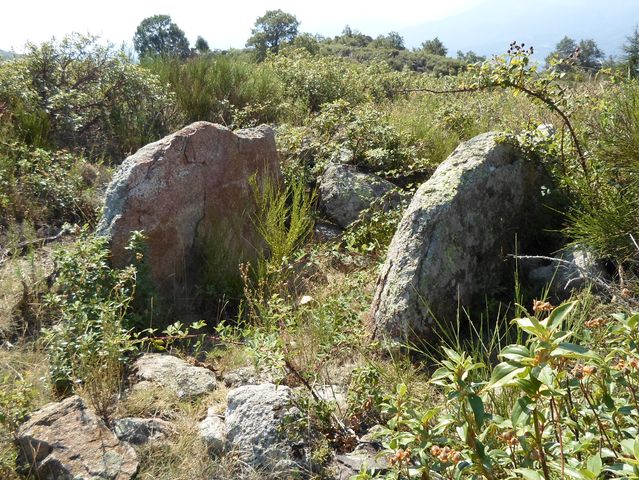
[16,396,138,480]
[225,383,303,471]
[132,353,217,399]
[527,245,607,300]
[198,408,227,454]
[370,132,544,343]
[319,163,401,228]
[113,417,172,445]
[97,122,280,307]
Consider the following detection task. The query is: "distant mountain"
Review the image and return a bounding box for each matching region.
[0,49,15,60]
[401,0,638,61]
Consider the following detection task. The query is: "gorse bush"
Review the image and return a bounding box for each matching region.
[0,33,176,159]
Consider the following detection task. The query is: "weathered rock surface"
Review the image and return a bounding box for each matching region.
[527,245,607,299]
[319,163,401,228]
[97,122,280,307]
[132,353,217,398]
[113,417,172,445]
[222,365,277,388]
[16,396,138,480]
[198,408,227,454]
[225,383,302,471]
[370,132,544,343]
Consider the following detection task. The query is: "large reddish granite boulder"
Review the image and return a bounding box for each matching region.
[97,122,280,307]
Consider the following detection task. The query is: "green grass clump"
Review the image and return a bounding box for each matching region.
[142,54,282,128]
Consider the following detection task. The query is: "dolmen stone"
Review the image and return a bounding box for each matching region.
[97,122,280,307]
[370,132,544,344]
[319,163,401,228]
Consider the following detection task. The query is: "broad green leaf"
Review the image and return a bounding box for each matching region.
[621,438,637,458]
[513,316,547,338]
[512,396,534,427]
[515,377,542,397]
[443,347,462,363]
[586,454,603,475]
[397,383,407,397]
[534,364,555,386]
[547,301,577,330]
[500,344,532,362]
[488,362,526,390]
[551,342,598,361]
[468,394,485,428]
[628,313,639,329]
[514,468,544,480]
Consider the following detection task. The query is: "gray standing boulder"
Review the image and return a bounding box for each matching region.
[319,163,401,228]
[225,383,303,472]
[16,396,138,480]
[370,132,544,343]
[97,122,280,308]
[132,353,217,399]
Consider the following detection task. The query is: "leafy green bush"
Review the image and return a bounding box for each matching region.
[42,232,141,405]
[277,100,429,185]
[0,33,176,159]
[375,301,639,479]
[142,54,282,128]
[269,49,412,114]
[0,142,103,228]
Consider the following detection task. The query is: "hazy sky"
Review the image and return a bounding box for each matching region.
[2,0,486,51]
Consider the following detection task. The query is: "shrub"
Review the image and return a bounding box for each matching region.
[277,100,428,185]
[564,82,639,265]
[269,49,411,114]
[0,142,103,229]
[42,232,141,414]
[142,54,282,128]
[0,33,176,159]
[376,300,639,479]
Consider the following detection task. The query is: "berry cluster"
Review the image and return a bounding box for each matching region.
[430,445,462,464]
[507,41,534,56]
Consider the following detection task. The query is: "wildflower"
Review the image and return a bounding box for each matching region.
[582,365,597,376]
[584,317,607,329]
[430,445,441,456]
[452,451,463,464]
[533,299,554,314]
